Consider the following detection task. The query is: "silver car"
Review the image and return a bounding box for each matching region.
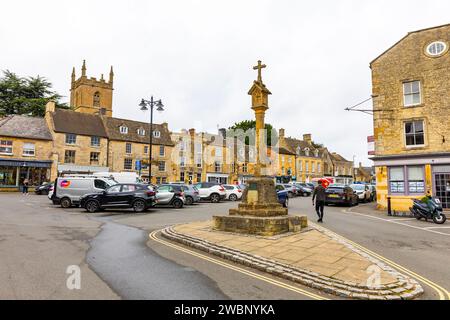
[155,184,186,208]
[169,183,201,205]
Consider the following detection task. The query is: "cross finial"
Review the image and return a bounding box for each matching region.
[253,60,266,83]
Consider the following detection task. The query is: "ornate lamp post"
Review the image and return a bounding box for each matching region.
[139,96,164,183]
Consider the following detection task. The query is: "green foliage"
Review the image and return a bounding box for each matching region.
[0,70,67,117]
[228,120,277,146]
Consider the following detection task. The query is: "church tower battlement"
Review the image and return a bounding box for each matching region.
[70,60,114,117]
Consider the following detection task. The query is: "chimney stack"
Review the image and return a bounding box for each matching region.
[303,134,312,144]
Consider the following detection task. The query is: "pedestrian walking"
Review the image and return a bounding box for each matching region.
[22,178,29,195]
[312,180,326,223]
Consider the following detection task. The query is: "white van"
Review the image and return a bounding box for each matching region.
[54,176,117,208]
[92,172,140,184]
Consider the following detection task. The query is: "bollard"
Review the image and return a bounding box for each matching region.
[387,196,392,216]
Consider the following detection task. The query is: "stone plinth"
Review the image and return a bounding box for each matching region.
[213,176,308,236]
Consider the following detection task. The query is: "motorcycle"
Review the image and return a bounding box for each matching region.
[409,197,446,224]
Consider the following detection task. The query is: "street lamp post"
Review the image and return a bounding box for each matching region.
[139,96,164,184]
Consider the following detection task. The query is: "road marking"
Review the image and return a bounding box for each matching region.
[149,231,328,300]
[424,226,450,230]
[314,224,450,300]
[343,209,450,237]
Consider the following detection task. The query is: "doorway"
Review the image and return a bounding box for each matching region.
[434,173,450,209]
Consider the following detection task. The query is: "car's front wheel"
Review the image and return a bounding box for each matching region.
[133,199,146,212]
[85,200,100,213]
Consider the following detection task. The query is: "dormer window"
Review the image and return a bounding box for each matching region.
[153,130,161,138]
[137,128,145,136]
[119,125,128,134]
[314,150,319,157]
[296,146,301,155]
[93,92,100,107]
[304,148,310,157]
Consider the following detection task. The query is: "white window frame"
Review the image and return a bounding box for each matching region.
[403,81,422,107]
[426,41,448,57]
[91,136,100,147]
[404,120,425,147]
[137,128,145,136]
[65,133,77,145]
[0,140,13,155]
[153,131,161,138]
[22,143,35,156]
[125,142,132,154]
[124,158,133,170]
[120,126,128,134]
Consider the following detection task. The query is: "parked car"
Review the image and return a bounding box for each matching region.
[293,183,312,196]
[168,183,200,205]
[275,184,289,208]
[305,182,316,190]
[349,184,372,202]
[223,184,243,201]
[368,185,377,202]
[282,184,298,198]
[80,183,156,213]
[194,182,227,203]
[155,184,186,208]
[325,184,358,206]
[35,182,53,195]
[54,176,117,208]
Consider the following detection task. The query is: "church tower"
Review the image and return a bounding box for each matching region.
[70,60,114,117]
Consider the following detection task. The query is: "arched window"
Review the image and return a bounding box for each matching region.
[93,92,100,107]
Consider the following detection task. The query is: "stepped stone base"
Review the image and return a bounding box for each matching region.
[213,215,307,236]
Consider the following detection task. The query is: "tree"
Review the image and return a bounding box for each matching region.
[228,120,278,146]
[0,70,67,117]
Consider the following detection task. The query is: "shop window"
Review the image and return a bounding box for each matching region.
[389,167,405,193]
[64,150,76,163]
[0,140,13,155]
[65,134,77,145]
[23,143,35,156]
[124,158,133,170]
[0,166,17,186]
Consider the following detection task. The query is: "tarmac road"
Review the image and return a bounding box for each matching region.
[1,193,448,300]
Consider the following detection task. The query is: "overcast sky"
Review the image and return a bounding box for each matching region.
[1,0,449,166]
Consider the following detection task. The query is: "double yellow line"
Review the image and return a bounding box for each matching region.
[321,227,450,300]
[149,231,328,300]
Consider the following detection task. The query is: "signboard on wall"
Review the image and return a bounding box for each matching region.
[367,136,375,155]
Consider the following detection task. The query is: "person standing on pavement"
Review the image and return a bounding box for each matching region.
[312,180,326,223]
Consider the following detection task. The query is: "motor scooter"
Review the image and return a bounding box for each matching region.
[409,197,446,224]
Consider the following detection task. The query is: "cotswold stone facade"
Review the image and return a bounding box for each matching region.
[371,24,450,210]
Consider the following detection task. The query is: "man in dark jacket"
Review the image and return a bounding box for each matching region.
[312,180,326,223]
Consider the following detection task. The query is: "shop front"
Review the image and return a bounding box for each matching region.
[206,173,229,184]
[0,159,53,189]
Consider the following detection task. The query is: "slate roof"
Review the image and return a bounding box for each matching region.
[284,137,320,157]
[0,115,52,140]
[51,109,108,137]
[103,117,174,146]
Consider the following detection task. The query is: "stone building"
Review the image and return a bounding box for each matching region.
[371,24,450,210]
[45,102,110,177]
[330,152,354,185]
[354,163,374,183]
[0,115,53,189]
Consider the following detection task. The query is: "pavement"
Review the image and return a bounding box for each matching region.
[162,220,423,299]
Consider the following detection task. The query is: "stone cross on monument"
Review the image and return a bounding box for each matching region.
[212,60,307,236]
